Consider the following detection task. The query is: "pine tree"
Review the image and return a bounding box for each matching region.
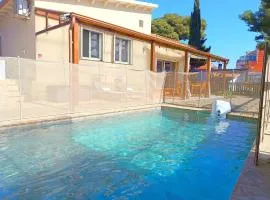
[188,0,211,52]
[240,0,270,50]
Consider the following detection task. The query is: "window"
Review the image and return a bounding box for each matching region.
[165,61,174,72]
[156,60,175,72]
[82,29,102,60]
[15,0,30,17]
[157,60,163,72]
[139,20,144,28]
[114,37,131,64]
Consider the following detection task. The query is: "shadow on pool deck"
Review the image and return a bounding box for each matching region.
[231,150,270,200]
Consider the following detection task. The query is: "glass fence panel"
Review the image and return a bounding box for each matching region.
[0,56,263,124]
[20,59,70,119]
[0,57,21,122]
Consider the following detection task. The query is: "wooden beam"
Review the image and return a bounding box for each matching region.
[35,21,70,36]
[150,42,156,72]
[35,7,66,15]
[45,12,49,29]
[35,9,228,63]
[71,13,228,63]
[35,9,61,21]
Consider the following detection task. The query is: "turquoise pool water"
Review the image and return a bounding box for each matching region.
[0,108,256,199]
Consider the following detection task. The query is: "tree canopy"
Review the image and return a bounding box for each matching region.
[240,0,270,48]
[151,13,207,41]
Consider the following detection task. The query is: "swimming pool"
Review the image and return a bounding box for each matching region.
[0,107,256,199]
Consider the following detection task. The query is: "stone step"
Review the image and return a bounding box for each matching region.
[0,96,24,105]
[0,79,18,86]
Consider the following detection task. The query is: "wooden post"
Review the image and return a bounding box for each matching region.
[72,20,79,64]
[206,56,211,97]
[45,12,48,29]
[183,51,189,99]
[71,17,80,108]
[223,61,227,95]
[150,42,156,72]
[223,62,227,70]
[184,51,189,72]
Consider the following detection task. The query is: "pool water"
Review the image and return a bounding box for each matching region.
[0,108,256,200]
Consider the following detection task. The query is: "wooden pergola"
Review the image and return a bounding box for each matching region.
[34,8,229,69]
[150,42,229,73]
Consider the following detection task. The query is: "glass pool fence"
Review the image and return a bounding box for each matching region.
[0,56,263,124]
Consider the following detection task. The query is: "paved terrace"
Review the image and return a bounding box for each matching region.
[231,115,270,199]
[164,95,260,116]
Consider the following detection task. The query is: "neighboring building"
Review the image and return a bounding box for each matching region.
[236,49,264,72]
[0,0,228,73]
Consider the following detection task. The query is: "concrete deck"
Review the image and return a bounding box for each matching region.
[164,95,260,115]
[232,131,270,199]
[0,103,163,129]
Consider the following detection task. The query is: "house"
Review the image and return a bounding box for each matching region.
[236,49,264,72]
[0,0,228,74]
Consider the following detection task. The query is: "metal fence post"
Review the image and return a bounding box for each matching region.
[198,70,202,107]
[173,72,177,104]
[230,69,234,105]
[125,67,127,106]
[255,42,269,166]
[68,63,71,116]
[145,70,148,105]
[17,56,22,121]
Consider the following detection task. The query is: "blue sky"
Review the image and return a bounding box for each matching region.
[146,0,261,68]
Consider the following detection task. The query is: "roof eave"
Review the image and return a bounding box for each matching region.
[71,12,228,62]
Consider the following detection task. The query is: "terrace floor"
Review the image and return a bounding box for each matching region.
[231,129,270,200]
[164,95,259,115]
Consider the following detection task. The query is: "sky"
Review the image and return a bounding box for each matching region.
[145,0,261,69]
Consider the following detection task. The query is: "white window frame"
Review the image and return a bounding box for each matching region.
[114,35,132,65]
[81,27,103,61]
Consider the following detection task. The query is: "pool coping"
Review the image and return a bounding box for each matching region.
[0,103,258,130]
[231,148,270,200]
[0,104,162,131]
[0,104,212,130]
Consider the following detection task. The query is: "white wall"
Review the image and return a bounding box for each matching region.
[78,24,151,71]
[36,16,70,62]
[156,45,185,72]
[35,0,154,34]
